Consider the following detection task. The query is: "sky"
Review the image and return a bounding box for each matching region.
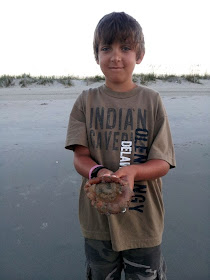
[1,0,209,77]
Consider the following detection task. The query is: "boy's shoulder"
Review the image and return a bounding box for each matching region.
[136,84,160,98]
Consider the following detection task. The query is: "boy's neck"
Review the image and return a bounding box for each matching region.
[105,80,137,92]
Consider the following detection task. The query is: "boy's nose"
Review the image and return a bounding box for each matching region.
[110,49,121,62]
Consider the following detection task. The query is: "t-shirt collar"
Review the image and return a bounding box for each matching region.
[100,84,140,99]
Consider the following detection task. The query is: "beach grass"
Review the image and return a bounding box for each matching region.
[0,73,210,88]
[133,73,210,85]
[0,75,16,87]
[0,74,77,88]
[84,75,105,85]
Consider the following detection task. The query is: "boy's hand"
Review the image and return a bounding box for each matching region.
[84,175,134,215]
[113,166,136,191]
[97,168,113,177]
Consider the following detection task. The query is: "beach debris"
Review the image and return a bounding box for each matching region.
[17,239,21,246]
[13,225,24,231]
[40,222,48,230]
[84,175,134,215]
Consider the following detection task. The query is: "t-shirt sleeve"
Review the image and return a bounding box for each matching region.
[147,96,176,168]
[65,95,88,150]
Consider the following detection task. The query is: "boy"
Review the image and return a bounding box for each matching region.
[65,12,175,279]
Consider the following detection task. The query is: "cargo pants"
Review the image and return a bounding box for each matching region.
[85,238,167,280]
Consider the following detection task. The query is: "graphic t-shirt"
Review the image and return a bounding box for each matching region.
[65,84,176,251]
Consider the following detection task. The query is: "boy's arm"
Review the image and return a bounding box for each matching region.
[73,145,112,178]
[74,145,169,182]
[113,160,170,190]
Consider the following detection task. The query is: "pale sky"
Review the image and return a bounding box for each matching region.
[1,0,209,77]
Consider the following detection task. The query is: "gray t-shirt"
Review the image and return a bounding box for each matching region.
[65,84,176,251]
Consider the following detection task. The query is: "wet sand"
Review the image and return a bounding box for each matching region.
[0,81,209,279]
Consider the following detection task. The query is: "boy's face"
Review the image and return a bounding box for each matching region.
[97,41,143,90]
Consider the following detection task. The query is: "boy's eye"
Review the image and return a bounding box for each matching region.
[122,46,131,51]
[101,46,110,51]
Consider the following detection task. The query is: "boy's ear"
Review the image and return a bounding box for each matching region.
[136,52,144,64]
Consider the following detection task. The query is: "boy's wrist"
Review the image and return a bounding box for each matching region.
[89,165,106,179]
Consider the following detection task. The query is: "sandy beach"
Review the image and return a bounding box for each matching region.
[0,79,209,280]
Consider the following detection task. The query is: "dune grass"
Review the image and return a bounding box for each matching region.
[84,75,105,85]
[0,74,76,88]
[0,75,16,87]
[0,73,210,88]
[133,73,210,85]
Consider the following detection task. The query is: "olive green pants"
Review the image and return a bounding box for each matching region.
[85,239,167,280]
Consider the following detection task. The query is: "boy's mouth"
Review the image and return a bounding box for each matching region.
[109,67,124,70]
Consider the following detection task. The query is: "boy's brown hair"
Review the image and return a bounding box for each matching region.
[93,12,145,62]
